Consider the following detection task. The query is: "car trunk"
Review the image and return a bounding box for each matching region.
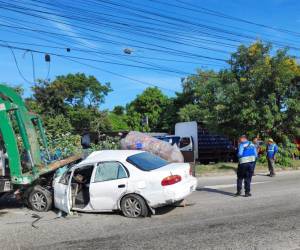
[151,162,191,182]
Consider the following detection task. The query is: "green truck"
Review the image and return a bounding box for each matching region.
[0,84,81,211]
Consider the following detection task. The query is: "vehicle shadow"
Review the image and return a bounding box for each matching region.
[197,187,235,197]
[154,205,177,215]
[0,194,23,210]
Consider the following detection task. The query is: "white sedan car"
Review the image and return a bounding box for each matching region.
[53,150,197,218]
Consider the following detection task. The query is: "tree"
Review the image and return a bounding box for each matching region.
[32,73,112,116]
[112,105,125,115]
[218,42,300,141]
[177,70,221,131]
[126,87,171,132]
[108,112,129,131]
[177,42,300,142]
[30,73,113,134]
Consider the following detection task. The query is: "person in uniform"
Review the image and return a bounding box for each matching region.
[235,135,257,197]
[266,139,278,177]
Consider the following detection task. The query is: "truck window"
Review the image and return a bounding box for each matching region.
[180,137,191,148]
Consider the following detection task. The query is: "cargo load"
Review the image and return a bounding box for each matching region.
[121,131,184,163]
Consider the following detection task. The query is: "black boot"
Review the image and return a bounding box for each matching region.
[245,192,252,197]
[234,191,241,197]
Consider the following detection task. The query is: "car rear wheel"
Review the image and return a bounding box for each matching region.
[121,194,148,218]
[28,185,53,212]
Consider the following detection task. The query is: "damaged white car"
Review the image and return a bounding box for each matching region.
[53,150,197,218]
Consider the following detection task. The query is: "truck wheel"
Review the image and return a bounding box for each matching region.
[121,194,148,218]
[28,185,52,212]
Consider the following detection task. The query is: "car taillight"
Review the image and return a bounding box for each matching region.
[161,175,182,186]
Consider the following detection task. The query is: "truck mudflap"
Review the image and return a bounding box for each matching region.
[0,178,12,193]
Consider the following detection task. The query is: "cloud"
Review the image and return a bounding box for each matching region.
[42,11,98,49]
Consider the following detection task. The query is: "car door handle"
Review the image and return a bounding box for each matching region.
[118,184,126,188]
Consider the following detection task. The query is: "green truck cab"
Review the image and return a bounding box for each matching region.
[0,84,81,211]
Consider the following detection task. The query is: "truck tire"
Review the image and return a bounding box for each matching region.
[28,185,53,212]
[121,194,148,218]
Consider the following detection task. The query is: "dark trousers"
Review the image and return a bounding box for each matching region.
[237,162,255,193]
[267,158,275,175]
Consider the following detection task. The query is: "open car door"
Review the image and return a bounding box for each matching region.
[53,170,73,214]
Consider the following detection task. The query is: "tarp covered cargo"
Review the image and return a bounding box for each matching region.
[121,131,184,163]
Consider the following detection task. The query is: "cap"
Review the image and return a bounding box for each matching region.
[268,138,274,142]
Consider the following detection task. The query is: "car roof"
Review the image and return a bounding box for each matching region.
[77,150,144,167]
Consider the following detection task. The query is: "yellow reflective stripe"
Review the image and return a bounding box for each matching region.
[239,156,256,164]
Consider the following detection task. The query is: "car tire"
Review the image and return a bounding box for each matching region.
[28,185,53,212]
[121,194,148,218]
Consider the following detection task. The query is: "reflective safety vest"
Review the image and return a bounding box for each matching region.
[267,143,278,159]
[238,141,257,164]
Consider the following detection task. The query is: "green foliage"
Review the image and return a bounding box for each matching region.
[29,73,112,135]
[32,73,112,115]
[176,42,300,143]
[275,142,297,167]
[108,113,129,131]
[44,115,73,140]
[113,105,125,115]
[48,133,82,158]
[257,140,297,167]
[126,87,171,132]
[89,136,121,152]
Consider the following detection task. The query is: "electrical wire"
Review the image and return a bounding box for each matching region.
[4,42,33,84]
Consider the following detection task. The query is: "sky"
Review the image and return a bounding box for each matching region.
[0,0,299,110]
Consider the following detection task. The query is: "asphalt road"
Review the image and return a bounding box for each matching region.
[1,170,300,250]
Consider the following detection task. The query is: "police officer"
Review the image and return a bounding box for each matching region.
[266,138,278,177]
[235,135,257,197]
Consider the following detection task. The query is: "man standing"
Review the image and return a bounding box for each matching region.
[252,137,260,176]
[266,139,278,177]
[235,135,257,197]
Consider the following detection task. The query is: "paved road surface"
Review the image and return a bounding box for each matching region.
[1,171,300,250]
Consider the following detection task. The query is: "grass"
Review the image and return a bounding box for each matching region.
[195,160,300,176]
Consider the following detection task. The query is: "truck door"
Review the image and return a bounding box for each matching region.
[179,137,195,163]
[54,170,73,214]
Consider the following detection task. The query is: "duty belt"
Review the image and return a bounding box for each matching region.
[239,156,256,164]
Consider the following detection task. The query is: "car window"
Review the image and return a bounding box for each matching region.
[126,152,168,171]
[94,162,128,182]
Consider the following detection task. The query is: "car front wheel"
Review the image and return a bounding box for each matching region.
[121,194,148,218]
[28,185,53,212]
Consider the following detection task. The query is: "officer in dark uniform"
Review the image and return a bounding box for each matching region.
[235,135,258,197]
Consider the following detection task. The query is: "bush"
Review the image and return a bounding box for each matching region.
[88,136,121,153]
[48,133,82,159]
[275,142,297,167]
[258,141,297,167]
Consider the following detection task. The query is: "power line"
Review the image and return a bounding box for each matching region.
[0,43,180,92]
[0,43,195,75]
[63,57,178,93]
[0,2,234,55]
[0,38,225,67]
[4,42,33,84]
[174,0,300,37]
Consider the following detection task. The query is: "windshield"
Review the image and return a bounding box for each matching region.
[126,152,168,171]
